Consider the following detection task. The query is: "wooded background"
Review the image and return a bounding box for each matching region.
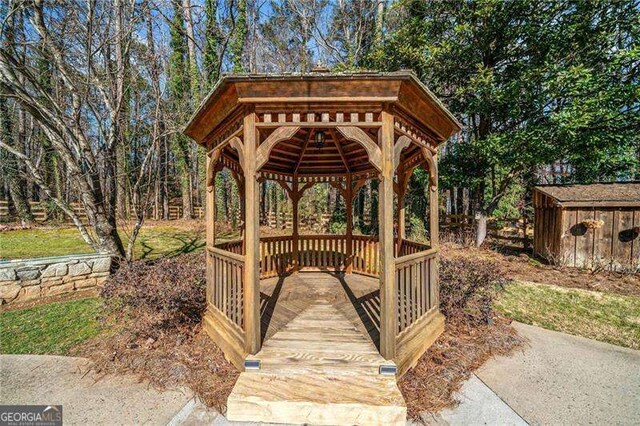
[0,0,638,259]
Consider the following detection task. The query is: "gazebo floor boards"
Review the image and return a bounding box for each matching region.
[258,272,381,343]
[227,273,406,425]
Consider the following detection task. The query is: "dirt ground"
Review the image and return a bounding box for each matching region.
[442,243,640,298]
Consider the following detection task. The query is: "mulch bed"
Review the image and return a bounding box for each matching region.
[442,243,640,298]
[75,253,239,413]
[77,325,238,412]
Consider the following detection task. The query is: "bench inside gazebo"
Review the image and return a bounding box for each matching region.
[184,71,461,425]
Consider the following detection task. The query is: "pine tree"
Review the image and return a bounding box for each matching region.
[168,1,194,219]
[204,0,223,87]
[229,0,247,72]
[0,5,33,223]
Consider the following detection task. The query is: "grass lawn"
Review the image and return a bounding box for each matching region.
[0,298,101,355]
[496,281,640,350]
[0,222,208,260]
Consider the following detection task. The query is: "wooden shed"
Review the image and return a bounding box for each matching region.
[533,182,640,271]
[184,71,461,425]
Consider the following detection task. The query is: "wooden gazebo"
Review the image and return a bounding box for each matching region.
[185,72,461,424]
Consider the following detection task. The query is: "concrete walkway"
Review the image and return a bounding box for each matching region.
[475,322,640,425]
[0,355,195,425]
[423,374,526,425]
[2,322,639,425]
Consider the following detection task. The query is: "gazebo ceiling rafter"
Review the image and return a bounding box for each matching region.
[329,129,351,173]
[294,129,314,174]
[208,123,440,180]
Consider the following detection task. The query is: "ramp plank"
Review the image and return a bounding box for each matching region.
[228,275,406,425]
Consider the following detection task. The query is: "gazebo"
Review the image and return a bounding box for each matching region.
[185,71,461,424]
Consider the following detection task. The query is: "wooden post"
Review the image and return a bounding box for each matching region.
[205,152,216,306]
[379,108,396,360]
[243,109,260,354]
[206,153,216,249]
[397,166,407,257]
[292,175,299,273]
[429,183,439,248]
[346,173,354,273]
[429,161,440,308]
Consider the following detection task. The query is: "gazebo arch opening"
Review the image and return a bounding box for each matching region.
[186,72,461,380]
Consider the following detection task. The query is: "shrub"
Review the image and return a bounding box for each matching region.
[439,257,508,324]
[329,220,346,234]
[100,253,206,339]
[83,253,238,412]
[408,214,427,242]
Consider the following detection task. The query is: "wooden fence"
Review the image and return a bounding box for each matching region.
[0,200,88,223]
[489,216,531,249]
[440,213,531,249]
[0,199,204,223]
[262,212,335,230]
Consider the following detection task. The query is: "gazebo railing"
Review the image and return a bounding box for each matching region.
[213,236,434,282]
[352,235,380,276]
[216,235,382,278]
[215,240,243,255]
[207,245,245,334]
[298,234,348,272]
[395,248,438,337]
[397,239,431,257]
[260,236,294,278]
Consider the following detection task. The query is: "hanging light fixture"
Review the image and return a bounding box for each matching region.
[314,130,325,149]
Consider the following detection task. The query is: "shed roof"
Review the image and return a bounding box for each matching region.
[183,71,462,146]
[535,182,640,208]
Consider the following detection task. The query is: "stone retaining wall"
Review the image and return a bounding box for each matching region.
[0,254,112,304]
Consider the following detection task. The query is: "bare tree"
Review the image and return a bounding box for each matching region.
[0,0,142,258]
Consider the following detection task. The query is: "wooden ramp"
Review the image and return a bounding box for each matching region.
[227,302,406,425]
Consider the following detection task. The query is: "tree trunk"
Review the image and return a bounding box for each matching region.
[180,172,193,219]
[475,209,488,247]
[356,183,365,231]
[474,110,491,246]
[182,0,203,213]
[1,9,33,224]
[182,0,199,100]
[0,98,33,223]
[260,181,267,225]
[116,142,128,218]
